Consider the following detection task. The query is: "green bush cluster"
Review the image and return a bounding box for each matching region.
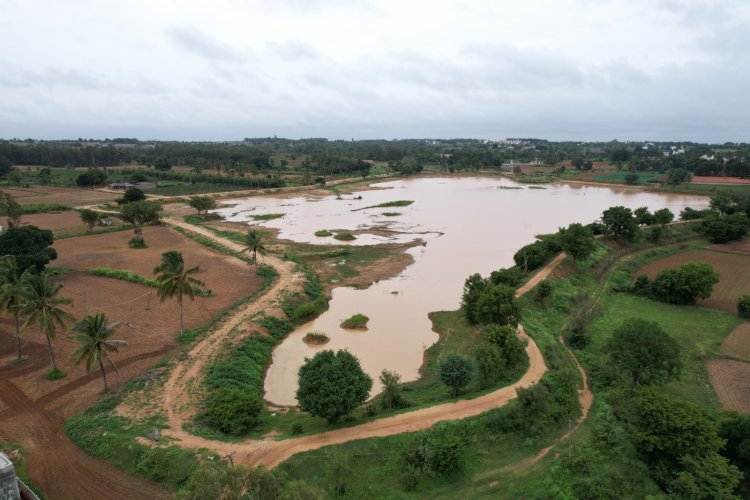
[401,422,471,489]
[701,213,749,243]
[197,388,262,435]
[632,262,719,305]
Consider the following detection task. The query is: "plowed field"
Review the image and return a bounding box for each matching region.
[637,248,750,313]
[706,359,750,413]
[721,323,750,360]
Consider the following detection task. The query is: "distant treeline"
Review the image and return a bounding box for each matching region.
[1,138,748,178]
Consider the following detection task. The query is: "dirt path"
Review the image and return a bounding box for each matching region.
[149,228,576,468]
[0,340,169,500]
[157,217,301,437]
[515,252,567,298]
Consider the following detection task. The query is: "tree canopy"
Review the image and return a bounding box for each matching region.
[606,318,682,386]
[474,282,519,326]
[601,206,639,241]
[558,223,596,262]
[439,352,475,396]
[0,225,57,272]
[296,349,372,423]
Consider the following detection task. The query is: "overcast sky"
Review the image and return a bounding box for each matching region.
[1,0,748,142]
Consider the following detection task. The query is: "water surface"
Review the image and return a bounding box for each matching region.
[216,177,709,405]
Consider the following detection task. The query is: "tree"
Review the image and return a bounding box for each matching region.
[38,167,52,185]
[240,229,267,273]
[558,223,596,262]
[625,173,639,185]
[153,156,171,171]
[647,262,720,305]
[653,208,674,225]
[474,283,519,326]
[607,318,682,386]
[379,369,404,410]
[709,191,740,215]
[719,412,750,474]
[601,206,638,241]
[702,214,749,243]
[0,256,25,360]
[461,273,487,324]
[20,271,74,376]
[120,200,162,247]
[0,154,12,178]
[71,313,127,392]
[296,349,372,423]
[75,168,107,186]
[439,352,475,396]
[0,191,22,228]
[153,251,205,337]
[188,196,217,216]
[484,324,527,370]
[614,388,741,496]
[737,295,750,318]
[667,168,692,185]
[0,225,57,272]
[513,241,550,272]
[116,187,145,205]
[78,209,100,231]
[475,343,504,389]
[633,207,655,226]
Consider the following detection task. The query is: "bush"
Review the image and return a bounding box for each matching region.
[702,214,749,243]
[738,295,750,318]
[402,424,470,478]
[291,423,304,435]
[340,313,369,329]
[461,273,487,324]
[680,207,719,220]
[439,352,475,396]
[198,387,262,435]
[314,229,332,237]
[644,262,719,305]
[513,241,551,271]
[333,232,356,241]
[489,266,524,287]
[303,331,329,345]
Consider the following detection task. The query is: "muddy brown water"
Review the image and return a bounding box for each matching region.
[215,177,709,405]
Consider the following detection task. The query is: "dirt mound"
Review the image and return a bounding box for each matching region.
[721,323,750,360]
[707,358,750,413]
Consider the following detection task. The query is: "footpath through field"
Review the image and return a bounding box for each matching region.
[152,220,593,468]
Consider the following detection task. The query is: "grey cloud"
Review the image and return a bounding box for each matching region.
[266,40,319,61]
[167,26,249,62]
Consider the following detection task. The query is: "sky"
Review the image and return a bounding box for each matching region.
[1,0,748,142]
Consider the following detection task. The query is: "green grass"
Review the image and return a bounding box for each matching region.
[381,211,401,216]
[251,213,284,221]
[303,331,330,344]
[88,267,159,287]
[65,397,201,490]
[18,203,72,214]
[314,229,333,237]
[340,313,369,329]
[45,369,66,380]
[352,200,414,211]
[593,171,666,184]
[54,224,132,239]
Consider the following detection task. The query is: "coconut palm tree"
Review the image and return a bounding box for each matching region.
[20,271,74,376]
[71,312,127,392]
[153,251,205,337]
[240,229,267,273]
[0,255,25,361]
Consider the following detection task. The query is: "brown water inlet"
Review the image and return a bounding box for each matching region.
[217,177,709,406]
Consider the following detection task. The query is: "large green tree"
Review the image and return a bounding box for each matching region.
[0,225,57,272]
[601,206,639,241]
[120,200,162,247]
[153,251,205,337]
[558,223,596,262]
[240,229,267,273]
[474,283,519,326]
[71,312,128,392]
[606,318,682,386]
[460,273,486,324]
[296,349,372,423]
[0,191,22,228]
[647,262,720,305]
[0,255,25,360]
[78,209,100,231]
[20,271,74,376]
[188,196,217,216]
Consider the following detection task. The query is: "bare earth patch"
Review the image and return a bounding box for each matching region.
[721,323,750,360]
[3,185,118,206]
[707,359,750,413]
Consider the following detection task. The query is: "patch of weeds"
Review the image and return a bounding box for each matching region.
[341,313,369,329]
[315,229,333,237]
[333,232,356,241]
[45,369,66,380]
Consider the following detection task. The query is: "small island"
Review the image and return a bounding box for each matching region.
[303,331,330,345]
[340,313,369,330]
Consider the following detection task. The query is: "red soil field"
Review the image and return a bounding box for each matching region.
[721,323,750,360]
[1,185,118,206]
[0,225,263,499]
[706,359,750,413]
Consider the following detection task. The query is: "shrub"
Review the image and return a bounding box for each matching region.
[461,273,487,324]
[340,313,368,329]
[379,369,406,410]
[738,295,750,318]
[198,387,262,435]
[333,232,356,241]
[646,262,719,305]
[701,214,749,243]
[535,280,553,304]
[489,266,524,287]
[291,423,304,435]
[513,241,550,271]
[314,229,332,237]
[439,352,475,396]
[303,331,329,345]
